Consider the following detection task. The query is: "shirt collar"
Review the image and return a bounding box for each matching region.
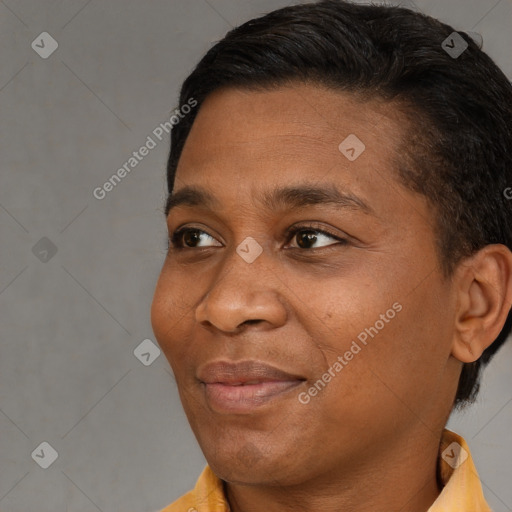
[192,463,230,512]
[428,428,491,511]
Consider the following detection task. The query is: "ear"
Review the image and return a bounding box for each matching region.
[451,244,512,363]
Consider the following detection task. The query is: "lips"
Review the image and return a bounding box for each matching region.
[198,360,306,413]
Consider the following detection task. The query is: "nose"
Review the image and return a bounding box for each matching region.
[194,247,288,333]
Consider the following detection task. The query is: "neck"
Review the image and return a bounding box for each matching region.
[225,428,443,512]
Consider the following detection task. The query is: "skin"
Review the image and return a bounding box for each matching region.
[151,83,512,512]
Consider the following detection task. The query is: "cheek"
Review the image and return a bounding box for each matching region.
[304,273,398,344]
[301,263,450,404]
[344,283,452,414]
[150,269,194,364]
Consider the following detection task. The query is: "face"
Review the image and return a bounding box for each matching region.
[151,84,461,487]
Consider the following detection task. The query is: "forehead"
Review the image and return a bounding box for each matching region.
[192,83,402,130]
[175,84,414,205]
[177,84,408,180]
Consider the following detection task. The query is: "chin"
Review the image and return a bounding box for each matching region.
[200,434,308,487]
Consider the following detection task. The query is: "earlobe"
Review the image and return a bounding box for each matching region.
[451,244,512,364]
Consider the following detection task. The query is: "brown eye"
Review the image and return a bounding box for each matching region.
[182,230,201,247]
[169,228,222,249]
[296,230,320,249]
[286,226,347,249]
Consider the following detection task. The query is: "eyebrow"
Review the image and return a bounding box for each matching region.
[165,183,374,217]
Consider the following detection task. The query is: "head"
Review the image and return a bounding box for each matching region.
[151,0,512,487]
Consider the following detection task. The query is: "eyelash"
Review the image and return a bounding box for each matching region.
[167,224,348,251]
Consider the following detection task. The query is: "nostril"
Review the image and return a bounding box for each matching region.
[242,319,263,326]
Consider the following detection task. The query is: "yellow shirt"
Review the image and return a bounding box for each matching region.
[159,429,491,512]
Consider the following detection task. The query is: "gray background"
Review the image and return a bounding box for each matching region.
[0,0,511,511]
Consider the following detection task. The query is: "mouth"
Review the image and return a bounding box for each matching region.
[197,360,306,414]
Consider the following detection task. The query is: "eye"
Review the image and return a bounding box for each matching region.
[168,227,222,249]
[167,224,348,251]
[285,225,348,249]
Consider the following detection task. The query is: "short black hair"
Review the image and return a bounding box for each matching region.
[165,0,512,409]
